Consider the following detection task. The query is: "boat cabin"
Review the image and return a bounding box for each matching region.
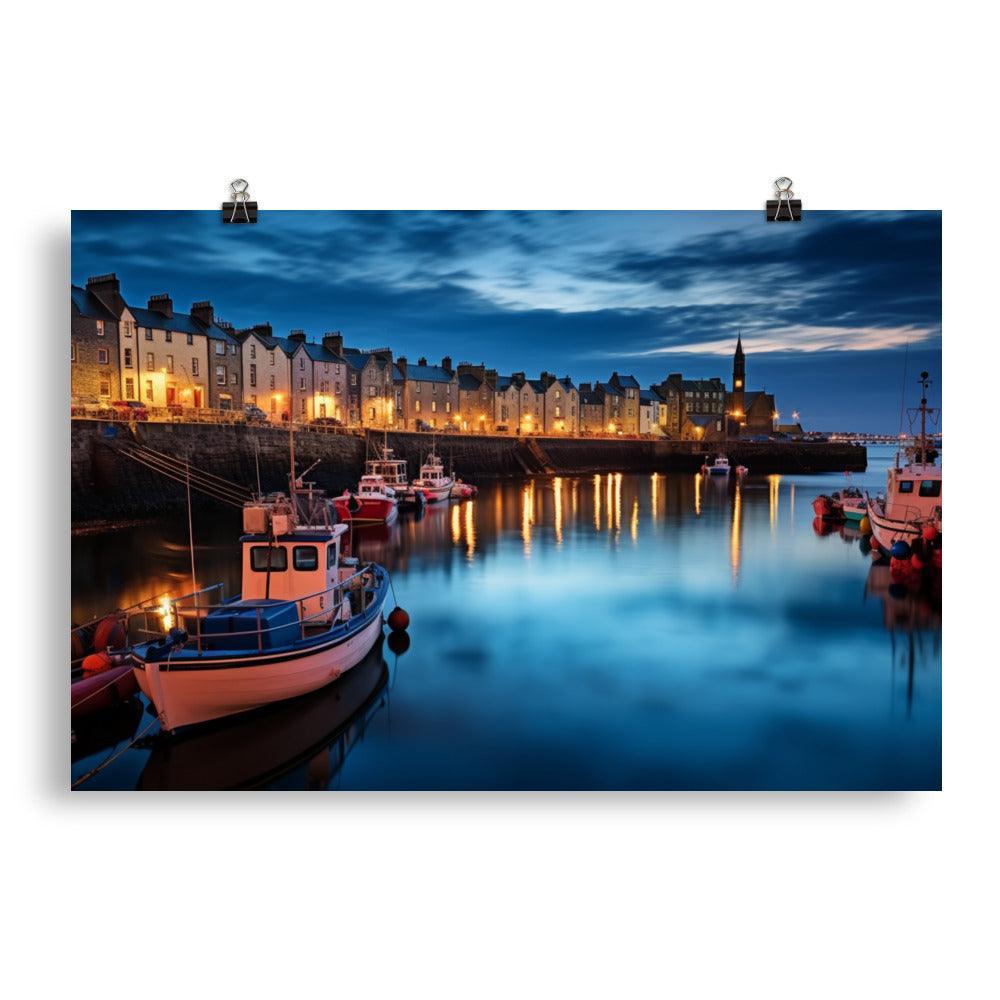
[884,462,942,521]
[366,451,408,488]
[357,474,394,498]
[416,452,448,486]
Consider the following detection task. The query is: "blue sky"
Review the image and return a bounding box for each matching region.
[72,210,940,431]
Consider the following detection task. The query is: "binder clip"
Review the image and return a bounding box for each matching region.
[222,179,258,223]
[766,177,802,222]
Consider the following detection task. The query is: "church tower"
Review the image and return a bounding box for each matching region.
[731,332,746,417]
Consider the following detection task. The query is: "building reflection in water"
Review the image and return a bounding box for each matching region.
[465,499,476,560]
[521,480,535,556]
[768,474,780,537]
[451,501,461,545]
[730,479,743,584]
[553,476,563,545]
[651,472,659,523]
[694,471,702,516]
[593,474,601,532]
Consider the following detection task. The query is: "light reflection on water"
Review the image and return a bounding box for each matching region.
[71,446,941,790]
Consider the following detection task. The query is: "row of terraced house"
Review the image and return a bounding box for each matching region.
[72,274,782,440]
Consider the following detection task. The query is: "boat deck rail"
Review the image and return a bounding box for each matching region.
[134,564,380,655]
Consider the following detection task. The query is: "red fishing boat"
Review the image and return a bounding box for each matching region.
[334,474,399,525]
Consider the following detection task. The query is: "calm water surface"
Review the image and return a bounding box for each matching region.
[71,446,941,790]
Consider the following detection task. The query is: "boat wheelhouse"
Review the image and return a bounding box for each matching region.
[707,455,730,476]
[130,487,390,731]
[334,473,399,525]
[866,371,942,549]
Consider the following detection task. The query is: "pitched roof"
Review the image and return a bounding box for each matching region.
[71,285,117,322]
[579,389,603,405]
[526,379,547,393]
[613,373,641,389]
[557,377,576,392]
[639,389,657,403]
[458,373,483,391]
[128,303,241,347]
[599,381,623,396]
[405,363,454,383]
[681,379,724,392]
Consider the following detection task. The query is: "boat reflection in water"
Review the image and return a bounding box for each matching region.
[137,636,391,791]
[864,562,941,719]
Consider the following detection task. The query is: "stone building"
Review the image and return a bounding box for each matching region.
[542,375,578,434]
[71,274,122,405]
[653,372,726,438]
[394,356,457,430]
[456,363,497,433]
[240,324,293,422]
[606,372,642,435]
[494,373,524,432]
[725,333,777,436]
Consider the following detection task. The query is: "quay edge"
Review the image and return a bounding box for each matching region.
[71,419,867,525]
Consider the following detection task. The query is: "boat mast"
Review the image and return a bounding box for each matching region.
[918,370,930,466]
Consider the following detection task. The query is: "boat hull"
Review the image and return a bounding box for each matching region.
[333,495,398,525]
[71,662,139,721]
[866,499,922,550]
[414,481,453,503]
[133,610,386,731]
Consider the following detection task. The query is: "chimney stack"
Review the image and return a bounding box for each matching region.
[441,356,453,374]
[288,329,306,343]
[86,273,125,316]
[322,331,344,356]
[147,293,173,318]
[191,301,214,328]
[418,357,427,366]
[396,356,408,378]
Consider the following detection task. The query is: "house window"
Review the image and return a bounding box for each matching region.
[165,331,172,343]
[146,352,155,371]
[96,320,104,337]
[415,400,421,413]
[191,358,199,377]
[299,357,304,370]
[369,407,376,420]
[555,405,561,417]
[368,386,376,397]
[445,402,451,413]
[124,377,135,399]
[270,397,277,414]
[123,348,133,368]
[302,399,307,415]
[144,328,153,341]
[415,383,421,393]
[334,382,341,394]
[145,379,154,401]
[187,334,193,345]
[324,364,329,374]
[555,390,561,400]
[230,372,237,385]
[269,375,275,390]
[71,343,77,363]
[250,364,257,387]
[250,344,256,359]
[269,351,275,365]
[99,377,111,397]
[123,322,133,338]
[216,365,226,385]
[215,342,225,355]
[230,344,236,355]
[166,355,174,374]
[299,377,305,391]
[319,403,327,417]
[431,401,437,412]
[98,348,109,365]
[350,374,357,386]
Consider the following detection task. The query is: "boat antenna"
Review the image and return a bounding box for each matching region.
[288,411,297,501]
[254,436,262,497]
[895,341,909,469]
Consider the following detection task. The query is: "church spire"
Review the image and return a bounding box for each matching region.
[735,330,744,358]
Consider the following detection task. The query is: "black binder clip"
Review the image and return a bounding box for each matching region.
[766,177,801,222]
[222,179,258,223]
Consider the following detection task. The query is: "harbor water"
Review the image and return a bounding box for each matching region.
[71,446,941,790]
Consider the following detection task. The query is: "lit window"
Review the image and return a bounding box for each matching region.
[96,320,104,337]
[216,366,226,385]
[166,355,174,374]
[123,348,133,368]
[250,364,257,386]
[144,328,153,341]
[145,380,153,401]
[124,377,135,399]
[146,352,155,371]
[191,358,199,377]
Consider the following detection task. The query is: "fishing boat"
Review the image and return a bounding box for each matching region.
[866,371,942,550]
[333,473,399,525]
[834,487,866,521]
[705,455,730,476]
[411,450,454,503]
[129,483,391,731]
[450,478,478,499]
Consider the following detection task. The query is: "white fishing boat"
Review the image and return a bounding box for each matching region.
[411,450,454,503]
[866,371,942,550]
[130,484,390,731]
[706,455,730,476]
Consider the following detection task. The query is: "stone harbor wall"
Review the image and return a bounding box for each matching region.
[71,420,866,525]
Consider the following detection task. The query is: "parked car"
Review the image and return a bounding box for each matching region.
[310,416,343,429]
[415,419,434,432]
[495,424,509,433]
[243,403,268,424]
[111,400,149,421]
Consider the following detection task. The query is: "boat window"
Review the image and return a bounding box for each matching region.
[250,546,287,572]
[898,480,914,494]
[327,544,337,569]
[293,545,319,571]
[919,480,941,498]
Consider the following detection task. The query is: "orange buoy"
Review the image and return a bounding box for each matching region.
[922,523,939,542]
[82,651,113,676]
[387,606,410,632]
[93,614,126,651]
